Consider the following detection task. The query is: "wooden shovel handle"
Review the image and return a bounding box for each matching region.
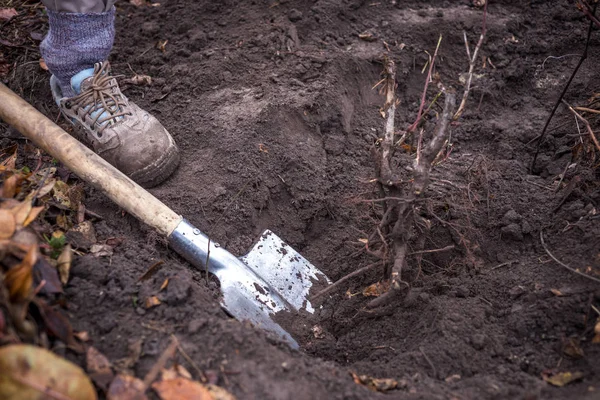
[0,82,182,236]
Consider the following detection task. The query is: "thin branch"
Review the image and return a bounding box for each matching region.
[408,34,443,133]
[531,2,596,172]
[454,0,488,120]
[540,230,600,284]
[310,262,383,300]
[408,245,455,255]
[562,100,600,153]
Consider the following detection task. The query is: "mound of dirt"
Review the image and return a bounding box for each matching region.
[2,0,600,399]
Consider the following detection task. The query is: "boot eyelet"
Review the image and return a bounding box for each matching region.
[65,101,72,109]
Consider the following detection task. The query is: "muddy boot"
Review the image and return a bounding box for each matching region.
[50,61,180,188]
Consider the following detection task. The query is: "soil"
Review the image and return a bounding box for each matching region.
[2,0,600,399]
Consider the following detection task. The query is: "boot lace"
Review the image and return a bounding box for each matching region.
[67,62,130,135]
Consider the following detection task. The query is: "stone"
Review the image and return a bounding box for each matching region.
[501,223,523,241]
[471,333,487,350]
[288,9,303,22]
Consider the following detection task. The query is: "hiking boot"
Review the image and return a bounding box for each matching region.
[50,61,180,188]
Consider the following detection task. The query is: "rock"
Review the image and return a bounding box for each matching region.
[521,220,533,235]
[508,285,526,299]
[501,223,523,241]
[471,333,487,350]
[288,9,303,22]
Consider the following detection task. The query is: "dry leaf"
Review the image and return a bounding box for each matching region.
[358,31,376,42]
[127,74,152,86]
[563,338,585,359]
[152,377,213,400]
[550,288,563,296]
[207,384,237,400]
[33,255,63,295]
[107,374,147,400]
[87,346,114,391]
[34,300,79,350]
[23,206,44,227]
[161,365,192,381]
[312,325,325,339]
[87,346,112,374]
[160,278,169,291]
[362,281,389,297]
[157,39,168,52]
[0,8,17,21]
[10,200,32,228]
[0,209,16,239]
[542,371,584,387]
[91,243,114,257]
[39,58,48,70]
[4,245,37,301]
[2,174,17,198]
[145,296,161,309]
[75,331,90,342]
[351,372,398,392]
[0,344,96,400]
[130,0,145,6]
[57,244,73,285]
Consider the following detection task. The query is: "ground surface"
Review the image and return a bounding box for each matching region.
[2,0,600,399]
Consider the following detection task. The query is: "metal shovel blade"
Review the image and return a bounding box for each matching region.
[168,221,330,349]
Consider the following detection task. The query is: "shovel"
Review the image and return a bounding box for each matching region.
[0,83,330,349]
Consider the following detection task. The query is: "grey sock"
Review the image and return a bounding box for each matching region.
[40,7,115,98]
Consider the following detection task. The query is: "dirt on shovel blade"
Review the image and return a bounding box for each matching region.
[1,0,600,399]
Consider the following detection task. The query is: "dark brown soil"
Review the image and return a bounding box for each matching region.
[2,0,600,399]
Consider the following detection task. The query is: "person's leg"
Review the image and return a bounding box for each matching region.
[40,0,115,97]
[39,0,180,188]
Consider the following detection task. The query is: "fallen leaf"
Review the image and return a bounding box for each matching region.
[0,344,96,399]
[34,300,80,351]
[362,281,390,297]
[152,377,213,400]
[358,31,377,42]
[351,372,398,392]
[75,331,90,342]
[23,206,44,227]
[312,324,325,339]
[130,0,145,6]
[161,365,192,381]
[126,74,152,86]
[67,220,97,249]
[563,338,585,359]
[91,243,114,257]
[107,374,147,400]
[2,174,17,198]
[87,346,112,374]
[0,209,16,239]
[258,143,269,153]
[39,58,48,70]
[87,346,114,391]
[33,255,63,295]
[138,260,164,281]
[0,8,17,21]
[550,288,563,296]
[10,200,32,228]
[157,39,168,52]
[160,278,169,291]
[57,244,73,285]
[207,384,237,400]
[145,296,161,309]
[542,371,584,387]
[4,245,37,301]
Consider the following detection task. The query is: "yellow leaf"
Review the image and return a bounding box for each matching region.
[0,344,97,400]
[160,278,169,291]
[39,58,48,71]
[161,365,192,381]
[145,296,161,309]
[10,201,32,228]
[362,281,390,297]
[2,174,17,198]
[543,371,584,387]
[23,206,44,227]
[4,245,37,302]
[57,244,73,285]
[207,384,237,400]
[358,238,368,244]
[0,209,16,239]
[152,377,213,400]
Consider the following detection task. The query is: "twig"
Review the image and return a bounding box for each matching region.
[454,0,488,120]
[140,336,179,396]
[311,262,382,300]
[562,100,600,153]
[176,339,208,383]
[380,57,397,183]
[419,346,437,379]
[408,34,443,133]
[492,260,515,270]
[540,230,600,284]
[408,245,454,255]
[531,3,596,171]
